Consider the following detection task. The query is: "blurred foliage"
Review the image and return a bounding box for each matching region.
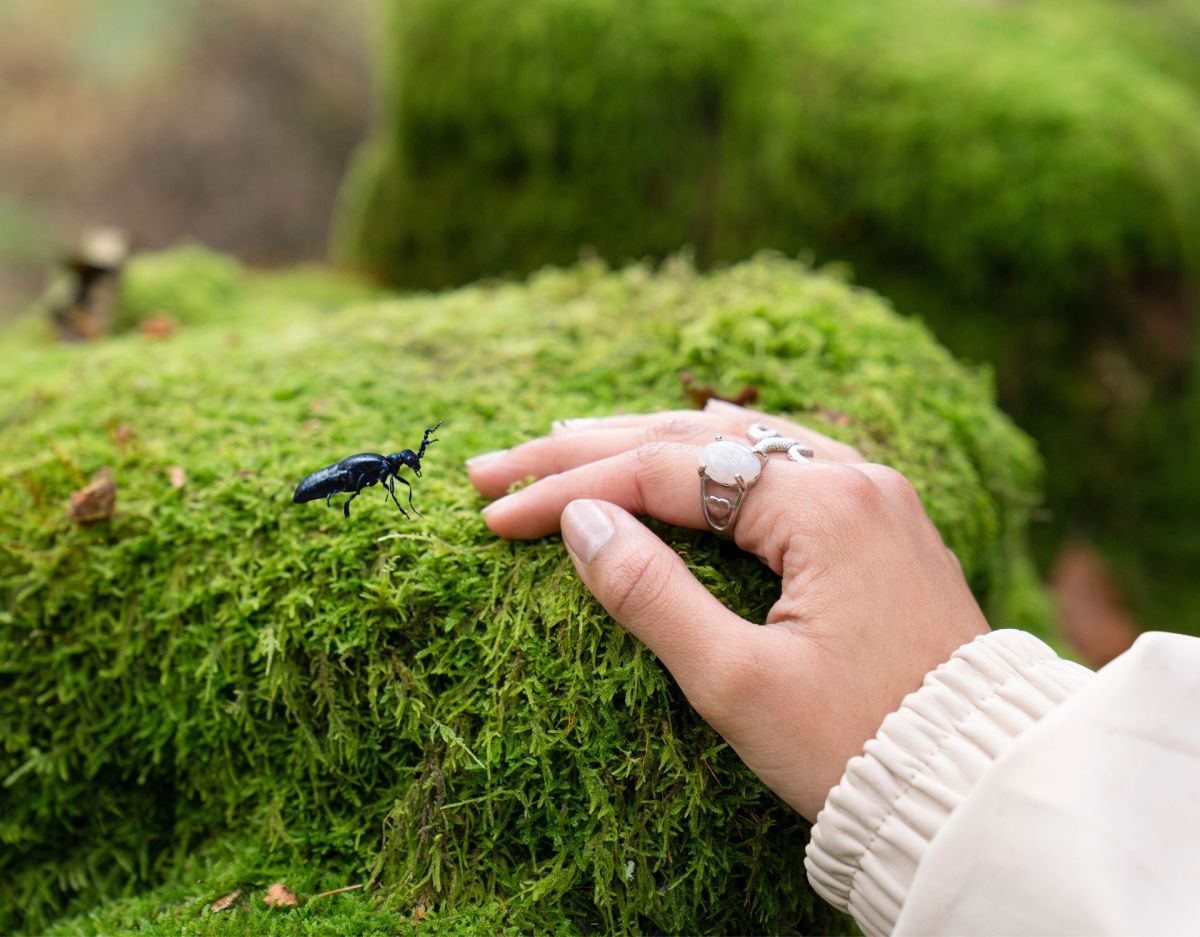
[1,248,1042,933]
[0,0,370,318]
[336,0,1200,636]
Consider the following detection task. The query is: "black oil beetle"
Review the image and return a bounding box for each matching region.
[293,421,442,519]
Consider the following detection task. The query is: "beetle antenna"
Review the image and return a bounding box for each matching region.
[416,420,443,460]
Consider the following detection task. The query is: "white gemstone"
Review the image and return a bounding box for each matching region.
[699,440,762,487]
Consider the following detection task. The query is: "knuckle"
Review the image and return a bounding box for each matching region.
[647,417,706,442]
[632,440,687,469]
[866,464,922,506]
[827,466,882,513]
[606,550,673,622]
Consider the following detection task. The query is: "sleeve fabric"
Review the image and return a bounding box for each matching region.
[806,629,1200,935]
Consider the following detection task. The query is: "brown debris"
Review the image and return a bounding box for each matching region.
[68,467,116,524]
[414,903,427,921]
[138,314,178,339]
[1051,542,1139,668]
[109,423,138,446]
[210,890,241,913]
[817,407,853,427]
[313,883,365,900]
[680,370,759,409]
[166,465,187,490]
[263,883,299,908]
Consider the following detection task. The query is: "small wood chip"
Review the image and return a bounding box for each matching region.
[167,465,187,490]
[210,890,241,912]
[263,883,298,908]
[68,468,116,524]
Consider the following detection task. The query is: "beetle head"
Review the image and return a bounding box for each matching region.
[390,449,422,476]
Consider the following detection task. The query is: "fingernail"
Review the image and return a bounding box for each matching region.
[552,417,597,432]
[465,448,509,468]
[704,399,743,412]
[480,492,512,516]
[561,499,614,563]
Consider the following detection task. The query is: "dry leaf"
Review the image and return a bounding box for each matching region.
[166,465,187,490]
[68,468,116,524]
[138,314,178,339]
[264,883,298,908]
[210,890,241,912]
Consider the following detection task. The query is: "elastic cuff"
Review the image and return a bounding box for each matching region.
[804,630,1093,936]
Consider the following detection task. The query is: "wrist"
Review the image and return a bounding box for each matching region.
[803,629,1093,936]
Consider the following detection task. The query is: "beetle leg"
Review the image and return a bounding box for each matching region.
[385,475,411,518]
[394,473,421,517]
[325,490,335,508]
[342,473,371,518]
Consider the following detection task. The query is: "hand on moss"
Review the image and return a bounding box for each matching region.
[469,401,989,821]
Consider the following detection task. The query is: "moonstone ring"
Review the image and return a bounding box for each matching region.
[698,436,767,536]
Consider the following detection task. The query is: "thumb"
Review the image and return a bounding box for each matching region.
[560,499,755,697]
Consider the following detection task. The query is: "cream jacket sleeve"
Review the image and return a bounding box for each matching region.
[804,629,1200,936]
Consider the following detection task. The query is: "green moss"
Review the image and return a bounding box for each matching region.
[333,0,1200,639]
[2,249,1043,934]
[336,0,1200,301]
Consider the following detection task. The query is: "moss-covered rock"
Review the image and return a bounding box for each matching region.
[2,250,1044,934]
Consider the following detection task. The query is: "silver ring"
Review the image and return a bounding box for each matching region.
[747,422,814,463]
[698,435,767,537]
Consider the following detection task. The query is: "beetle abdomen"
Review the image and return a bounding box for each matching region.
[293,463,351,503]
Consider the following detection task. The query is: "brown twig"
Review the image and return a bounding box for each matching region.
[313,883,365,900]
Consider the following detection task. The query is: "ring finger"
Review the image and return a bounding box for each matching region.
[470,408,858,500]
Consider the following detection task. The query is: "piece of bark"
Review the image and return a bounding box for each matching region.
[68,468,116,524]
[210,890,241,912]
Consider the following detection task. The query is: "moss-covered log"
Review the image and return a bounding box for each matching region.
[2,250,1046,934]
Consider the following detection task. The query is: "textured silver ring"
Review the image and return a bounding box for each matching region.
[698,435,767,537]
[747,422,814,463]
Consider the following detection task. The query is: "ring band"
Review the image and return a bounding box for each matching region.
[747,423,814,463]
[698,436,767,537]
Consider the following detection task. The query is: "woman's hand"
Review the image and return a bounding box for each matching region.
[467,401,989,821]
